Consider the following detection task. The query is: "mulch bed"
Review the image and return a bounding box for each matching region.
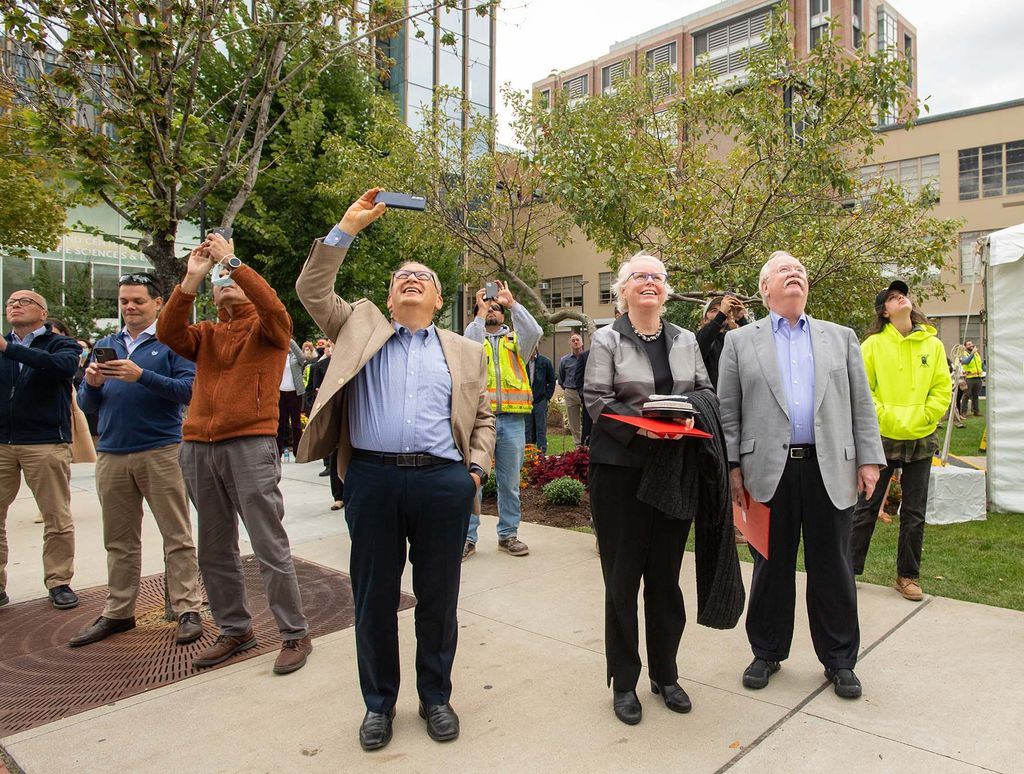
[484,488,592,530]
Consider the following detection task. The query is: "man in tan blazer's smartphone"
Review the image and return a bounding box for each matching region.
[296,188,495,753]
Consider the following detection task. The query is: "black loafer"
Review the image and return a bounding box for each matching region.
[69,616,136,647]
[825,668,862,699]
[49,585,79,610]
[359,708,395,751]
[651,681,692,713]
[418,702,460,742]
[742,658,781,689]
[0,591,9,607]
[612,689,642,725]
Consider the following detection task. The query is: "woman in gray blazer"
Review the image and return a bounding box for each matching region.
[584,252,712,726]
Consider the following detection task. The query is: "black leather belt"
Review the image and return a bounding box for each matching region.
[788,445,815,459]
[351,449,454,467]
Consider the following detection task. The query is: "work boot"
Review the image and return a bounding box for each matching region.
[274,636,313,674]
[193,629,257,669]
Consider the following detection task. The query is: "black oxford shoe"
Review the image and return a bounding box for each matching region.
[359,708,395,751]
[419,702,460,742]
[825,668,862,699]
[613,690,642,725]
[49,585,79,610]
[69,616,136,647]
[651,681,692,713]
[742,658,781,689]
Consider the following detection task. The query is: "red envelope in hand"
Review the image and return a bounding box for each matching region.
[733,489,770,559]
[602,413,712,439]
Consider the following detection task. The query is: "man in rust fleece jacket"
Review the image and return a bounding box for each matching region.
[158,232,311,675]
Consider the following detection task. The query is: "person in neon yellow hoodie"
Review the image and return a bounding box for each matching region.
[849,280,952,602]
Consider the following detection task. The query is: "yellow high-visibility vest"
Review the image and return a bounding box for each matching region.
[484,333,533,414]
[962,351,983,378]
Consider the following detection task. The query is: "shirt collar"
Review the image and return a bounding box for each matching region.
[769,310,807,332]
[11,324,48,344]
[120,321,158,341]
[393,321,436,340]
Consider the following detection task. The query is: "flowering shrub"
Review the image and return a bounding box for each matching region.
[543,476,586,506]
[528,447,589,487]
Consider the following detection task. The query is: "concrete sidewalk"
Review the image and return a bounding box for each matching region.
[2,461,1020,773]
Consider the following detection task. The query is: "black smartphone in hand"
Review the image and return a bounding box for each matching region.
[208,226,233,240]
[93,346,117,363]
[374,192,427,211]
[484,281,499,300]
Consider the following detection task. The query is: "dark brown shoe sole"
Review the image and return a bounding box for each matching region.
[192,637,257,669]
[175,626,205,646]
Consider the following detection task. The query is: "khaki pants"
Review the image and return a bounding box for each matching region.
[0,443,74,593]
[564,388,584,446]
[96,444,201,619]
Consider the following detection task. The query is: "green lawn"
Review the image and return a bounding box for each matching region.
[543,432,577,455]
[942,398,987,458]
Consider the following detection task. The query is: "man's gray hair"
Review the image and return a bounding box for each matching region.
[610,251,675,315]
[758,250,800,304]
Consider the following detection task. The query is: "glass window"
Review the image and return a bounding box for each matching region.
[538,88,551,110]
[468,3,491,44]
[959,231,990,283]
[564,73,588,102]
[694,10,770,78]
[1006,140,1024,195]
[540,276,583,309]
[599,272,614,304]
[406,27,434,89]
[2,256,33,302]
[438,35,464,91]
[439,5,462,36]
[467,38,491,108]
[407,82,434,115]
[959,148,979,201]
[982,144,1003,198]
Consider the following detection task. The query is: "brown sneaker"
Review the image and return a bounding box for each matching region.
[274,636,313,674]
[462,541,476,562]
[498,536,529,556]
[193,629,257,669]
[895,576,924,601]
[175,611,204,645]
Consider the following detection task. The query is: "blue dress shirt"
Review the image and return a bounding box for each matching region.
[324,226,355,249]
[769,311,815,445]
[347,322,461,461]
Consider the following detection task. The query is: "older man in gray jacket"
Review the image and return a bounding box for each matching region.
[718,251,884,700]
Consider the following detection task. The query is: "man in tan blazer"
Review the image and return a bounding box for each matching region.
[296,188,495,753]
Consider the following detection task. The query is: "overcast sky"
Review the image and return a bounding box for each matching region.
[492,0,1024,144]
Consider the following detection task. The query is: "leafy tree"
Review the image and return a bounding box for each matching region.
[3,0,496,297]
[0,87,73,258]
[514,12,961,331]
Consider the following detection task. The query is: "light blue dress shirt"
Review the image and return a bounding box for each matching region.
[769,311,815,445]
[118,321,158,356]
[324,226,355,249]
[347,323,461,461]
[11,324,48,371]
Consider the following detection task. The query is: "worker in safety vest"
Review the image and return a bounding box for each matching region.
[958,341,984,418]
[463,282,542,561]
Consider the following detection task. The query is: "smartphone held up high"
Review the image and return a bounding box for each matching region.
[374,191,427,211]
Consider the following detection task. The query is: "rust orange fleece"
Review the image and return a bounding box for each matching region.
[157,265,291,442]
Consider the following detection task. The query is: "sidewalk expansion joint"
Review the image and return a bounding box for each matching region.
[714,596,934,774]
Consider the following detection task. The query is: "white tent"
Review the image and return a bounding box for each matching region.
[982,222,1024,513]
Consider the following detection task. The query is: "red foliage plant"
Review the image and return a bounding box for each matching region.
[528,448,590,488]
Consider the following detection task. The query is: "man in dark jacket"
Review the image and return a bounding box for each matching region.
[695,294,749,388]
[0,290,82,610]
[526,349,556,452]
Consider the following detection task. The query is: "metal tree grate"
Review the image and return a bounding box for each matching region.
[0,555,412,736]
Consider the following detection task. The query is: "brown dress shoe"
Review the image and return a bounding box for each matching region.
[273,636,313,674]
[193,629,257,669]
[69,616,136,647]
[175,611,204,645]
[895,576,924,601]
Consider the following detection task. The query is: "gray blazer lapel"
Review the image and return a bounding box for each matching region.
[754,319,791,419]
[809,315,831,415]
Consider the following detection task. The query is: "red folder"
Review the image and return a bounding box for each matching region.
[602,413,713,439]
[733,489,770,559]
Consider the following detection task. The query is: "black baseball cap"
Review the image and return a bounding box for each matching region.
[875,279,909,309]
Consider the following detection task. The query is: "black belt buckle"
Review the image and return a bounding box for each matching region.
[789,446,813,459]
[395,453,419,467]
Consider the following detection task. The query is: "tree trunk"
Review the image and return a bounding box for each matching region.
[141,225,186,299]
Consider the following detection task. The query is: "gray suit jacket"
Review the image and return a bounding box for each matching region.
[294,240,495,479]
[717,314,884,509]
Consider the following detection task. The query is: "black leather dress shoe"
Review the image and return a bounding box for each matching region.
[612,690,642,725]
[49,585,79,610]
[69,616,136,647]
[742,658,781,689]
[651,681,692,713]
[419,702,460,742]
[0,591,9,607]
[359,708,395,751]
[175,611,204,644]
[825,668,862,699]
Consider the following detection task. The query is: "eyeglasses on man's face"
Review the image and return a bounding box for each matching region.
[488,305,503,313]
[392,269,437,286]
[5,297,42,309]
[628,271,667,284]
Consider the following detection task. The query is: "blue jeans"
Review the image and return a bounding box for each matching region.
[526,400,549,453]
[467,413,525,544]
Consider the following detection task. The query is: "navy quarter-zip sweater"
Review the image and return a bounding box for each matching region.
[1,326,81,445]
[78,331,195,453]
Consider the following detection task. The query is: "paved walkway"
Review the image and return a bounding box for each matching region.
[1,461,1020,773]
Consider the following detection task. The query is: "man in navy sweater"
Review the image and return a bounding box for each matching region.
[0,290,81,609]
[69,273,203,646]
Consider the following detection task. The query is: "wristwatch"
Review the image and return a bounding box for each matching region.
[225,256,242,270]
